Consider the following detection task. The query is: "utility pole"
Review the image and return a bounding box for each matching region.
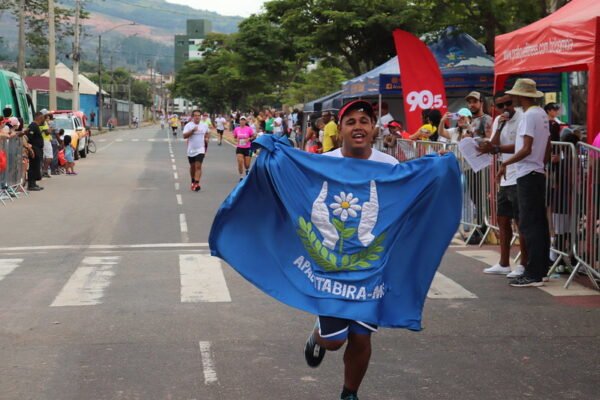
[48,0,57,110]
[72,0,81,111]
[98,34,103,131]
[128,73,132,128]
[17,0,26,77]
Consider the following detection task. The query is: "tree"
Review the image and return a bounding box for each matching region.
[282,65,348,106]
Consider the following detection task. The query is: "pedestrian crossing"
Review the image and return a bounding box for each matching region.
[1,251,596,309]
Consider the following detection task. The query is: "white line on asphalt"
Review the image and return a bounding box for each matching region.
[0,243,209,252]
[179,213,188,233]
[97,141,116,152]
[176,194,182,205]
[175,182,180,191]
[180,254,231,303]
[199,341,218,385]
[174,172,179,180]
[427,272,478,299]
[98,139,107,142]
[0,259,24,283]
[51,256,120,307]
[116,139,123,142]
[172,165,177,171]
[132,139,139,142]
[171,158,175,163]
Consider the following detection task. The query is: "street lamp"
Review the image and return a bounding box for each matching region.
[98,22,136,131]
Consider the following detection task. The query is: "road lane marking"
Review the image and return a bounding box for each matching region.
[0,259,24,283]
[132,139,139,142]
[179,214,188,233]
[51,256,120,306]
[97,141,116,152]
[175,182,180,191]
[176,194,182,205]
[172,165,177,171]
[116,139,123,142]
[199,341,218,384]
[428,272,478,299]
[174,172,179,180]
[180,254,231,303]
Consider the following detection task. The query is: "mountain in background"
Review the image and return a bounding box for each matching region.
[0,0,245,74]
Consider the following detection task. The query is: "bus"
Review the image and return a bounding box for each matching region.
[0,69,34,127]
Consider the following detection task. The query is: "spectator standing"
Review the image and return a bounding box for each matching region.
[438,108,473,144]
[63,135,77,175]
[465,91,493,138]
[374,102,394,137]
[499,78,551,287]
[544,102,562,141]
[26,112,45,191]
[273,111,284,136]
[478,91,528,277]
[90,111,96,125]
[321,111,338,153]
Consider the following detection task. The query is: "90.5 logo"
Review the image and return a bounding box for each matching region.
[406,90,443,111]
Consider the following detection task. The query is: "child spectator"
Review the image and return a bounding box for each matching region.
[63,135,77,175]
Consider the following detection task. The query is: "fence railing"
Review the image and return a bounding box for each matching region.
[374,136,600,290]
[0,136,28,205]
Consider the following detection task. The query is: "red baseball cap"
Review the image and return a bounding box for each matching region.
[338,100,375,123]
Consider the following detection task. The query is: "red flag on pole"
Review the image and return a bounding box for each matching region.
[393,29,447,133]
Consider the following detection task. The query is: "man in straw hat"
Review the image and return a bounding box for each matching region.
[497,78,551,287]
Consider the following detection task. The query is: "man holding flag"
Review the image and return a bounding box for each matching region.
[303,100,399,400]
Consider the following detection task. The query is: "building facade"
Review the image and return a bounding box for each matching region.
[174,19,212,73]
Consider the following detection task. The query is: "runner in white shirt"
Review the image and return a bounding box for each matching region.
[183,109,209,192]
[215,115,227,145]
[273,112,284,135]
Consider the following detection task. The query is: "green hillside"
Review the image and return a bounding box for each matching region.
[65,0,243,33]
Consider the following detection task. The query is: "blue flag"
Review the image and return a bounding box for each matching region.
[209,135,462,331]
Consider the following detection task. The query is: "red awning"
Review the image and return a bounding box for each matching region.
[494,0,600,143]
[24,76,73,92]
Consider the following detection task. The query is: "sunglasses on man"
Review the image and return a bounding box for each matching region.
[495,100,513,108]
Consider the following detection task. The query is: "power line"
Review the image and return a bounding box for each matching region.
[88,0,226,18]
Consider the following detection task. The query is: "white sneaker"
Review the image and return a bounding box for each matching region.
[506,265,525,278]
[484,264,512,275]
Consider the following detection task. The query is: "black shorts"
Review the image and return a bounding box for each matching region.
[217,129,224,134]
[236,147,251,157]
[318,316,377,341]
[497,185,519,220]
[188,153,205,164]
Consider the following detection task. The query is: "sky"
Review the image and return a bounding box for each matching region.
[166,0,267,17]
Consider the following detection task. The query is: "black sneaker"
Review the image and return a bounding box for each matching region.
[194,184,201,192]
[509,276,544,287]
[304,322,325,368]
[341,394,359,400]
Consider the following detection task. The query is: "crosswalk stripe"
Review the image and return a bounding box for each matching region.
[199,341,218,385]
[180,254,231,303]
[51,256,120,307]
[428,272,478,299]
[0,259,23,282]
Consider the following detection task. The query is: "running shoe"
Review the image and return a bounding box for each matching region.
[194,183,201,192]
[484,264,511,275]
[509,276,544,287]
[304,320,325,368]
[341,394,359,400]
[190,182,197,191]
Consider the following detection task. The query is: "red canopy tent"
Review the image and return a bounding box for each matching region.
[495,0,600,144]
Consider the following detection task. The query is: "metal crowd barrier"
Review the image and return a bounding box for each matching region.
[570,142,600,290]
[0,136,27,205]
[546,142,578,277]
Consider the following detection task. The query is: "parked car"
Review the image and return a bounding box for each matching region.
[51,111,89,158]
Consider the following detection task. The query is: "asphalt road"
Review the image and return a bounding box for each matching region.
[0,125,599,400]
